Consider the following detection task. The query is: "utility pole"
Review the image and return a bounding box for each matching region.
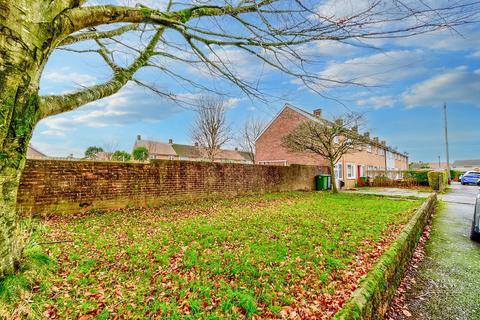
[443,103,451,181]
[438,155,441,169]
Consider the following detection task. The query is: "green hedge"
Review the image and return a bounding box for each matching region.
[403,170,429,185]
[450,170,465,182]
[428,171,448,191]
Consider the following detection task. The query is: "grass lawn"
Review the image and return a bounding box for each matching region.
[1,192,421,319]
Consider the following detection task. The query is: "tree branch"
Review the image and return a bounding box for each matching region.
[39,28,165,118]
[59,23,140,46]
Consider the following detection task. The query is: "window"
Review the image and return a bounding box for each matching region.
[367,145,372,153]
[346,163,356,179]
[334,163,343,180]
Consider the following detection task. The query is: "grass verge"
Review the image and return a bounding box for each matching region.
[2,192,421,319]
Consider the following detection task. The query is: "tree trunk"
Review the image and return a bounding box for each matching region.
[0,3,47,275]
[0,83,40,277]
[330,160,338,193]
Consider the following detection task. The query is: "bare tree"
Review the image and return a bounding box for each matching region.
[283,113,367,193]
[238,117,266,163]
[191,96,232,161]
[0,0,479,275]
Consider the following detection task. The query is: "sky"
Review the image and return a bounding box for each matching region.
[32,0,480,163]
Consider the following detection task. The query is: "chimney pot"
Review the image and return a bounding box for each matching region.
[313,108,322,118]
[137,135,141,140]
[194,142,199,147]
[234,147,238,151]
[168,138,173,144]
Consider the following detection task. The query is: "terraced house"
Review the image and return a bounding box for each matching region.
[133,136,253,164]
[256,104,409,188]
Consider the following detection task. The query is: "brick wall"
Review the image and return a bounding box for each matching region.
[256,107,330,167]
[17,159,328,216]
[256,105,410,188]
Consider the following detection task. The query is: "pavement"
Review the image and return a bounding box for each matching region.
[353,184,480,319]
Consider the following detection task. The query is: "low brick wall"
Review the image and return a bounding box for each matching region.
[333,193,437,320]
[17,159,328,216]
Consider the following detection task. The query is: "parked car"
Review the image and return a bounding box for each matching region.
[471,193,480,242]
[461,171,480,185]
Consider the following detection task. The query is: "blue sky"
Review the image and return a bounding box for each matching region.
[32,0,480,163]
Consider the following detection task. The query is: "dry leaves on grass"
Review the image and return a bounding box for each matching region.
[384,225,431,320]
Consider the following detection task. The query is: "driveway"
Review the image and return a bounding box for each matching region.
[356,184,480,319]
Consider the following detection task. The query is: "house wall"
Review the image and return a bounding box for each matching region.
[339,147,387,188]
[17,159,328,216]
[256,106,409,188]
[256,107,330,167]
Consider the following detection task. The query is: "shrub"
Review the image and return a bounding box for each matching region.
[403,170,429,186]
[450,170,465,182]
[133,147,149,161]
[111,150,131,162]
[428,171,448,191]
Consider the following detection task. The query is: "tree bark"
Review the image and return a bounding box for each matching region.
[0,1,47,276]
[330,160,338,193]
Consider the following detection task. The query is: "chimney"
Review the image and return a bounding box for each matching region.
[168,138,173,144]
[137,135,141,140]
[381,140,386,146]
[234,147,238,151]
[194,142,199,147]
[313,108,322,118]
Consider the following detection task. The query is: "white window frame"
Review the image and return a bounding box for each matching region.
[334,163,343,180]
[346,163,356,179]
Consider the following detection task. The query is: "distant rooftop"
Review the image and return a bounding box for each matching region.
[133,135,252,163]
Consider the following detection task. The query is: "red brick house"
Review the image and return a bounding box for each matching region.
[256,104,409,188]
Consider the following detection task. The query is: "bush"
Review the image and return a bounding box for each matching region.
[450,170,465,182]
[111,150,131,162]
[403,170,429,186]
[428,171,448,191]
[133,147,149,161]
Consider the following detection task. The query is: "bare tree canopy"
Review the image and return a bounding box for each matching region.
[0,0,479,275]
[283,112,367,192]
[238,117,266,163]
[191,95,232,161]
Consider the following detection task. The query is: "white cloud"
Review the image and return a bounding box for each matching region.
[318,50,425,88]
[43,67,97,86]
[356,95,396,109]
[202,48,274,81]
[403,66,480,107]
[317,0,374,19]
[39,82,183,135]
